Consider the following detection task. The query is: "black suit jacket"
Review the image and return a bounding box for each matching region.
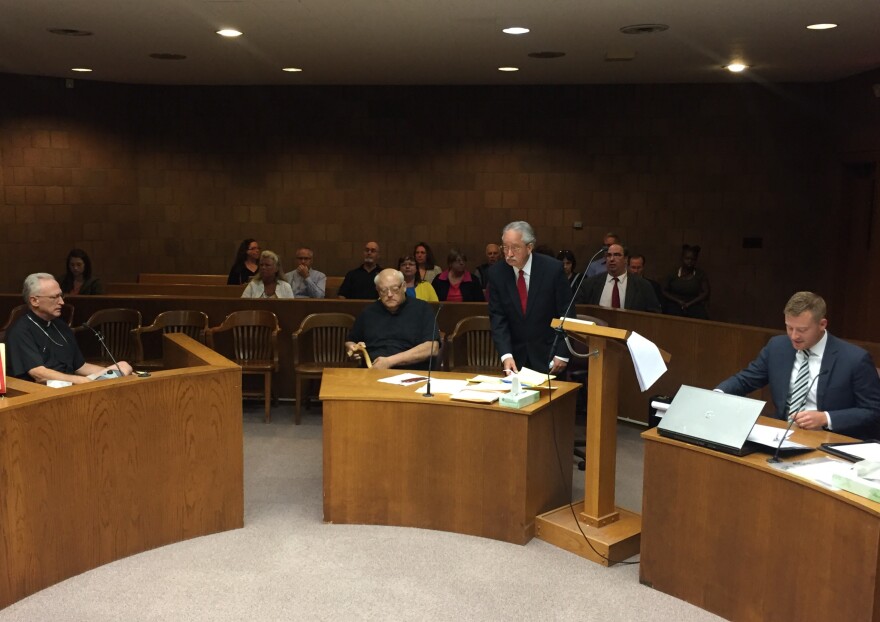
[487,253,574,370]
[575,273,662,313]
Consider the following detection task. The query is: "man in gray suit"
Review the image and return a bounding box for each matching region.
[575,244,661,312]
[716,291,880,440]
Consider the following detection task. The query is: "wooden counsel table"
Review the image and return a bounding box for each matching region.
[640,420,880,621]
[320,368,579,545]
[0,334,244,610]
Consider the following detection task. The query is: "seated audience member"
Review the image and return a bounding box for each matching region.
[432,248,485,303]
[227,238,261,285]
[585,231,621,277]
[345,268,440,370]
[473,243,501,289]
[6,273,133,383]
[399,254,438,302]
[628,253,664,312]
[717,291,880,440]
[284,247,326,298]
[59,248,104,295]
[338,241,382,299]
[575,244,661,312]
[557,249,583,294]
[414,242,442,283]
[662,244,710,319]
[241,250,294,299]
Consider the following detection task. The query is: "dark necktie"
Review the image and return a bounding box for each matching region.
[611,277,621,309]
[787,349,812,415]
[517,269,527,314]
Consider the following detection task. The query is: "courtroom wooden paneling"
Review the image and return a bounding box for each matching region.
[0,334,243,610]
[640,425,880,621]
[320,368,578,544]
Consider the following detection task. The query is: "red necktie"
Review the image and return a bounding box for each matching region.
[611,277,621,309]
[517,269,528,313]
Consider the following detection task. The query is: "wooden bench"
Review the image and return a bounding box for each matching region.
[138,273,229,286]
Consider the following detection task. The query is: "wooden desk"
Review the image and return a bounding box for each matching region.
[0,334,244,610]
[640,422,880,621]
[320,368,579,544]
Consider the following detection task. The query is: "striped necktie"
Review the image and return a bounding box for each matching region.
[787,349,812,416]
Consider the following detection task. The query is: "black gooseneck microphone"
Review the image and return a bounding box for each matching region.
[547,245,608,369]
[85,323,125,377]
[423,304,443,398]
[767,369,827,463]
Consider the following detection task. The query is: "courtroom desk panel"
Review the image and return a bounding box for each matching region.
[640,425,880,622]
[0,335,243,610]
[320,368,579,545]
[105,283,247,297]
[138,273,229,285]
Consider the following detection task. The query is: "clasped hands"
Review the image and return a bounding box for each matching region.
[788,409,828,431]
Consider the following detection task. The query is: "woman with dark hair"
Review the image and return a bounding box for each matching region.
[398,255,439,302]
[413,242,442,283]
[662,244,711,319]
[241,250,294,299]
[227,238,261,285]
[556,249,583,293]
[432,248,485,303]
[60,248,104,295]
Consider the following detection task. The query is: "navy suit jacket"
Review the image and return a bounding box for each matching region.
[575,273,662,313]
[716,333,880,440]
[487,253,574,370]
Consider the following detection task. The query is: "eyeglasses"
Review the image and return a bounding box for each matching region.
[377,285,403,296]
[248,246,260,251]
[296,256,312,261]
[364,247,379,253]
[34,294,64,301]
[501,244,527,253]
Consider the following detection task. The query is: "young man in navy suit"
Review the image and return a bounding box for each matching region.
[486,221,574,376]
[716,291,880,440]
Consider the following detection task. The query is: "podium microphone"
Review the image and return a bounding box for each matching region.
[423,304,443,398]
[85,323,125,378]
[768,370,826,463]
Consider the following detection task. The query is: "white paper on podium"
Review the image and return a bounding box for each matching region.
[626,331,666,392]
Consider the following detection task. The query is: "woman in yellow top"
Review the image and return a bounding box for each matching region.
[398,255,438,302]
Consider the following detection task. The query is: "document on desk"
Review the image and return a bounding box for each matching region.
[626,331,666,392]
[378,373,429,385]
[747,423,811,450]
[771,457,851,489]
[414,379,469,394]
[450,390,500,404]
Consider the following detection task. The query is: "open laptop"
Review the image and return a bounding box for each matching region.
[657,385,765,456]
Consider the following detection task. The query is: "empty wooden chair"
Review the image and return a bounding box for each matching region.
[132,310,210,370]
[75,308,142,365]
[206,310,280,423]
[291,313,358,424]
[445,315,500,375]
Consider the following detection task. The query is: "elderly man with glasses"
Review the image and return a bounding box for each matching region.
[6,272,133,383]
[344,268,440,370]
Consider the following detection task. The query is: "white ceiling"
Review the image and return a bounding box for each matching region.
[1,0,878,86]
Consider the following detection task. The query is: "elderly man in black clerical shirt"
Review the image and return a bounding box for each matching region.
[344,268,439,370]
[6,272,133,383]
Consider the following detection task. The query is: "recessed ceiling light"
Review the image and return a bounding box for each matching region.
[498,67,519,72]
[216,29,242,37]
[502,27,530,35]
[620,24,669,35]
[282,67,303,73]
[528,51,565,59]
[726,63,748,73]
[806,23,837,30]
[48,28,93,37]
[71,67,93,73]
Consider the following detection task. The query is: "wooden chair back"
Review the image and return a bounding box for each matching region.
[206,310,280,368]
[446,315,499,373]
[292,313,357,367]
[132,310,209,365]
[77,308,142,363]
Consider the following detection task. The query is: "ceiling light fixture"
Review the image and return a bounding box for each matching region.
[498,67,519,72]
[806,23,837,30]
[726,63,748,73]
[48,28,93,37]
[71,67,93,73]
[620,24,669,35]
[282,67,303,72]
[216,29,242,37]
[150,53,187,61]
[502,27,530,35]
[528,51,565,59]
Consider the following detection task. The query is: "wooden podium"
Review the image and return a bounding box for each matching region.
[535,318,668,566]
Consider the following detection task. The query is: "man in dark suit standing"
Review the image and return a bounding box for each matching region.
[575,244,662,313]
[716,291,880,440]
[487,221,574,375]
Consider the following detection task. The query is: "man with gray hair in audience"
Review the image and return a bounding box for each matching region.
[284,247,326,298]
[345,268,439,370]
[6,272,133,383]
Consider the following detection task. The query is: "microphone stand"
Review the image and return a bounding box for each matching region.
[85,323,124,377]
[423,304,443,398]
[767,370,826,463]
